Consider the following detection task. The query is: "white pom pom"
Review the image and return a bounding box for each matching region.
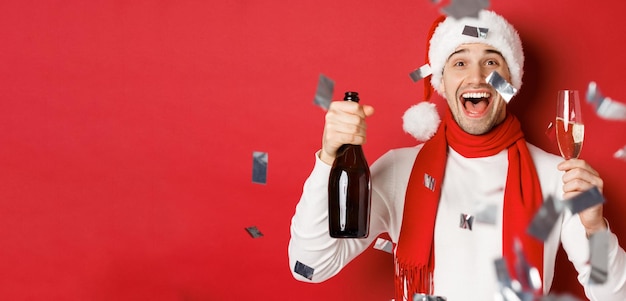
[402,102,441,141]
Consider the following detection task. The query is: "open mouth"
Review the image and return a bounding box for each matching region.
[460,91,491,117]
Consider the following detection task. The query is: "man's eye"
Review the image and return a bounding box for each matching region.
[454,61,465,67]
[486,60,498,66]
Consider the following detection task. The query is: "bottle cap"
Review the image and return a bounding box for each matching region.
[344,91,359,102]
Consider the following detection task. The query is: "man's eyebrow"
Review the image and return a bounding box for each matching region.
[447,48,468,60]
[447,48,505,60]
[485,49,504,58]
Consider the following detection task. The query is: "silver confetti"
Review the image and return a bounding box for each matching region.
[474,203,498,225]
[588,230,609,285]
[441,0,490,19]
[294,261,315,280]
[494,252,542,301]
[459,213,474,230]
[413,293,447,301]
[544,121,556,144]
[596,99,626,120]
[487,71,517,103]
[510,291,538,301]
[499,286,523,301]
[540,293,583,301]
[462,25,489,38]
[409,64,432,83]
[527,196,563,241]
[245,226,263,238]
[513,239,542,292]
[424,173,436,191]
[252,151,268,184]
[586,81,626,121]
[373,238,394,254]
[313,73,335,110]
[565,186,605,214]
[615,145,626,161]
[586,81,602,105]
[494,258,513,289]
[528,267,542,293]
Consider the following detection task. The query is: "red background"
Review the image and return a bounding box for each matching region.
[1,1,625,300]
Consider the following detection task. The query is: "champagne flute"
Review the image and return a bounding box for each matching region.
[556,90,584,159]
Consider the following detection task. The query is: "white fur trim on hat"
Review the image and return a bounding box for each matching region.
[429,10,524,96]
[402,101,440,141]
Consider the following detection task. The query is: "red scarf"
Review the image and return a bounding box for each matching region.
[394,110,544,300]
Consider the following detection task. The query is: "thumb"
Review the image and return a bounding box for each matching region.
[362,105,375,117]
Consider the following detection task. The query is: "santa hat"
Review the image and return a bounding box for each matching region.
[403,10,524,141]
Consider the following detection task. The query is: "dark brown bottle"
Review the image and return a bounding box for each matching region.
[328,91,372,238]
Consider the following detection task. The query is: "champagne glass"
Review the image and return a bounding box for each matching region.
[556,90,584,159]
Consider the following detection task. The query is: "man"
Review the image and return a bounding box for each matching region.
[288,10,626,301]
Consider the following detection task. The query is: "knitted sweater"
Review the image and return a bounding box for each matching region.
[288,143,626,300]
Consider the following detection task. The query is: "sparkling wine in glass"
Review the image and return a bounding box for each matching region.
[556,90,584,159]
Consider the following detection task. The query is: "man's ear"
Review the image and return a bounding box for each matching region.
[438,78,445,95]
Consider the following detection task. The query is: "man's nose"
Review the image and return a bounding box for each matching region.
[467,64,488,85]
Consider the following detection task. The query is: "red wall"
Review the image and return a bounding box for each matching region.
[1,1,625,300]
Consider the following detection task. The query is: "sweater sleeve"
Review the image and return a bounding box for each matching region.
[528,144,626,299]
[560,212,626,300]
[287,150,392,283]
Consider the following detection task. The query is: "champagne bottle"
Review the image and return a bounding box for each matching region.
[328,91,372,238]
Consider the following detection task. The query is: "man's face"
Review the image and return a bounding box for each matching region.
[439,43,512,135]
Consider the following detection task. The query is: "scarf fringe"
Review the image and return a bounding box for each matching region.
[395,259,433,301]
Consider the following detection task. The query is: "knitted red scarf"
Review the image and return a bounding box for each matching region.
[394,110,544,300]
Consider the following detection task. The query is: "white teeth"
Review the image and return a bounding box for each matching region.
[462,92,491,99]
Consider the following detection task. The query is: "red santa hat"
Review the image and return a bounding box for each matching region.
[403,10,524,141]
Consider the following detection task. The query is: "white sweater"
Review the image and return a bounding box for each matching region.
[288,143,626,301]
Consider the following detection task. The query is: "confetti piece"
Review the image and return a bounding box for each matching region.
[544,121,556,144]
[245,226,263,238]
[586,81,626,121]
[539,293,583,301]
[474,203,498,225]
[495,243,546,301]
[499,286,523,301]
[409,64,432,83]
[586,81,601,105]
[615,146,626,161]
[424,173,436,191]
[593,96,626,120]
[459,213,474,230]
[588,230,609,285]
[494,257,513,291]
[313,73,335,111]
[513,239,542,292]
[413,293,447,301]
[252,151,268,184]
[564,186,605,214]
[527,267,542,292]
[494,258,529,301]
[527,196,563,242]
[462,25,488,38]
[487,71,517,103]
[373,238,393,254]
[294,261,314,280]
[441,0,490,19]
